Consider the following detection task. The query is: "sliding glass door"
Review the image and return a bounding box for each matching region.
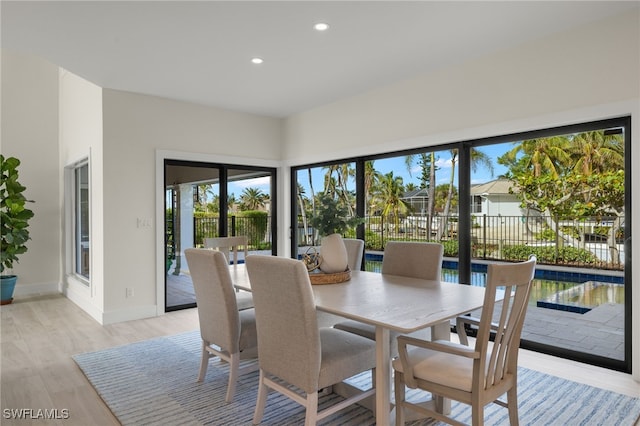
[291,116,631,372]
[469,121,629,369]
[165,159,277,311]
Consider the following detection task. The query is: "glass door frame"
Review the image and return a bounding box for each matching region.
[164,158,277,312]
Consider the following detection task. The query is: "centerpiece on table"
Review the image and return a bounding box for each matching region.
[307,193,363,282]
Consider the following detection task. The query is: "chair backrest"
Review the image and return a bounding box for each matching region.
[184,248,241,353]
[343,238,364,271]
[381,241,443,280]
[204,236,248,265]
[475,255,536,391]
[245,255,321,393]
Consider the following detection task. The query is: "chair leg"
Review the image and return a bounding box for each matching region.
[304,391,319,426]
[471,403,484,426]
[507,386,519,426]
[225,352,239,403]
[370,368,377,417]
[197,341,209,382]
[394,371,406,425]
[253,370,268,425]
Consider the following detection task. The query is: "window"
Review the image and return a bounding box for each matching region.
[471,195,482,213]
[291,116,631,373]
[74,163,90,280]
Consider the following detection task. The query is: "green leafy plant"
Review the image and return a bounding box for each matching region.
[309,193,363,237]
[234,211,269,246]
[0,155,35,273]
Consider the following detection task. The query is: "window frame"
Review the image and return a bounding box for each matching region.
[290,116,631,373]
[71,160,90,283]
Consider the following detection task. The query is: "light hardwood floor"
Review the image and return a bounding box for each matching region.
[1,294,638,425]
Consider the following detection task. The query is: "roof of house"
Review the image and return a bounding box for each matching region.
[470,178,518,195]
[402,188,430,199]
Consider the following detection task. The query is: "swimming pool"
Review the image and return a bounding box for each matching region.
[364,255,624,313]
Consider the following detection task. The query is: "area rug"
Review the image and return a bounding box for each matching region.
[73,330,640,425]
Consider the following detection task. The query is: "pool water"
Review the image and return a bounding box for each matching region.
[364,259,624,311]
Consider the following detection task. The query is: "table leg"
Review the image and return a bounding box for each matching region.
[374,326,391,426]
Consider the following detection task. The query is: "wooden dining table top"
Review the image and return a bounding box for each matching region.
[230,264,487,334]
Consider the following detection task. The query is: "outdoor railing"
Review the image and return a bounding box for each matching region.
[299,214,625,271]
[190,213,624,270]
[193,215,272,250]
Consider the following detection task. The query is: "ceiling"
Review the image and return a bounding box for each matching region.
[2,1,638,118]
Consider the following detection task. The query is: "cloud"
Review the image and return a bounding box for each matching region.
[233,176,271,189]
[436,157,453,168]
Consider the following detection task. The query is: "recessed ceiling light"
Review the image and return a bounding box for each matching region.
[314,22,329,31]
[251,57,264,65]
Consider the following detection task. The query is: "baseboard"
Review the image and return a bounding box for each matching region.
[13,281,60,297]
[101,304,159,325]
[65,284,104,324]
[63,284,158,325]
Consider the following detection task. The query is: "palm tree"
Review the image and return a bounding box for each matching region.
[364,160,382,219]
[297,184,310,245]
[373,172,409,232]
[227,193,237,213]
[405,182,418,191]
[322,163,355,216]
[405,152,437,230]
[500,136,571,178]
[570,131,624,176]
[208,194,220,213]
[437,148,494,240]
[239,187,267,211]
[307,168,316,220]
[322,165,339,198]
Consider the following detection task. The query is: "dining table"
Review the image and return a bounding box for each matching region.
[229,264,488,426]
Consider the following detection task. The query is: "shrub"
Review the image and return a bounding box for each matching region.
[441,240,459,257]
[234,211,268,246]
[501,244,598,265]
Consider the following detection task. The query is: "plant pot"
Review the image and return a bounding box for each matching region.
[1,275,18,305]
[319,234,348,274]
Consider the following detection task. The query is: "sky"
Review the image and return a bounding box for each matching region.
[296,142,514,197]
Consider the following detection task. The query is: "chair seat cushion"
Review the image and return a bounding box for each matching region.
[333,320,376,340]
[317,328,376,390]
[238,308,258,351]
[392,340,476,392]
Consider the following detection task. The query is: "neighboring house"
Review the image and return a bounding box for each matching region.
[401,188,430,216]
[470,178,525,218]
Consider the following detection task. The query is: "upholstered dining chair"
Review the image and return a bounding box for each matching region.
[393,256,537,426]
[184,248,259,403]
[342,238,365,271]
[333,241,444,350]
[245,255,377,426]
[204,236,253,310]
[204,235,248,265]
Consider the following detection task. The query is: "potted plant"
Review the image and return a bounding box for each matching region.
[1,155,35,304]
[308,193,362,273]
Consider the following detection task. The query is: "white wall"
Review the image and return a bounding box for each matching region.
[101,90,282,323]
[282,11,640,380]
[0,49,60,295]
[59,69,104,322]
[284,12,639,162]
